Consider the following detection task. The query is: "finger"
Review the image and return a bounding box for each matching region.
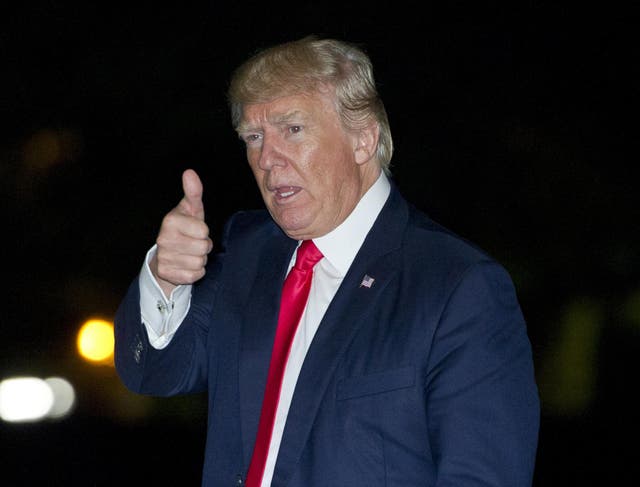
[160,211,209,240]
[156,232,212,256]
[156,252,208,274]
[155,252,208,285]
[181,169,205,220]
[156,264,206,287]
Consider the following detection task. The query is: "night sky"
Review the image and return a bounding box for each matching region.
[1,2,637,485]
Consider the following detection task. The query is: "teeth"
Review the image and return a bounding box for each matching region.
[275,186,297,198]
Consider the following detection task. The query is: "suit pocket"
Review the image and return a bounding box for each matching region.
[336,365,415,400]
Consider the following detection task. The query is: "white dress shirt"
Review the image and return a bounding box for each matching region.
[139,171,390,486]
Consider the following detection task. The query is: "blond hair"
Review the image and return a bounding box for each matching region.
[227,36,393,174]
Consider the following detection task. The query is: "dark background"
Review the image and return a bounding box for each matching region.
[1,2,637,485]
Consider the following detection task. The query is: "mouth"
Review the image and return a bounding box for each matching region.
[272,185,302,202]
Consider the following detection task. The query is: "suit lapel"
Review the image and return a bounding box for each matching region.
[239,230,297,467]
[271,185,409,486]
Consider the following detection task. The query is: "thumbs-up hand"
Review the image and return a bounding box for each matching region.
[178,168,206,221]
[151,169,213,297]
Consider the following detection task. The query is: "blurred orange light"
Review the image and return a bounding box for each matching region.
[77,319,114,364]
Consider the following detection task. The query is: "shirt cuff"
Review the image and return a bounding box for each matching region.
[139,244,192,349]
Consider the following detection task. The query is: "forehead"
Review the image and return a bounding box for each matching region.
[237,92,338,131]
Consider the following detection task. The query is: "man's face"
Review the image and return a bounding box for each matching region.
[237,91,378,240]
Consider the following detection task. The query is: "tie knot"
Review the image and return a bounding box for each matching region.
[294,240,323,271]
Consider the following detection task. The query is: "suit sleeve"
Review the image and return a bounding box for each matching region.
[114,215,235,397]
[425,261,539,486]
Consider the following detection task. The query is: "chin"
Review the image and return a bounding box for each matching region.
[279,221,315,241]
[272,211,305,233]
[279,223,307,239]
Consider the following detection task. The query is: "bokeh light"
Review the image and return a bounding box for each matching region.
[538,297,604,416]
[44,377,76,419]
[0,377,54,422]
[21,128,82,171]
[0,376,77,423]
[77,319,115,364]
[623,287,640,330]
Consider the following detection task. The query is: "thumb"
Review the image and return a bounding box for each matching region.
[181,169,205,220]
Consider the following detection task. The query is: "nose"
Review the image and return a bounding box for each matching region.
[256,134,286,171]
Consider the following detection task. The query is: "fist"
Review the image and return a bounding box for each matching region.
[151,169,213,295]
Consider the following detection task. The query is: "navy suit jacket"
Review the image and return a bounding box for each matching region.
[115,183,539,486]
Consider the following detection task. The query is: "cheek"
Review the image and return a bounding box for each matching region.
[314,148,356,186]
[246,149,258,169]
[247,157,264,182]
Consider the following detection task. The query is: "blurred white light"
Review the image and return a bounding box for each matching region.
[0,377,54,422]
[44,377,76,419]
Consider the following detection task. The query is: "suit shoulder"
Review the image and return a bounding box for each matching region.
[404,204,499,270]
[220,210,281,248]
[400,205,521,308]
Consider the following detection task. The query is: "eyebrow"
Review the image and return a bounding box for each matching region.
[272,110,306,125]
[236,110,308,134]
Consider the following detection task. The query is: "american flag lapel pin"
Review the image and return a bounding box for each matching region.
[360,274,375,288]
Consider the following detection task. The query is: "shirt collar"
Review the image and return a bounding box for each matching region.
[312,172,391,277]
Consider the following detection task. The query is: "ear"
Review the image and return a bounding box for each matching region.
[353,122,380,165]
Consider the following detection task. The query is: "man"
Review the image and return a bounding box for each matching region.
[115,36,539,486]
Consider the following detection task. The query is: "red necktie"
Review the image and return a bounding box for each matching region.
[245,240,324,487]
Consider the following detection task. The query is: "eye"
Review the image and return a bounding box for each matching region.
[241,133,262,144]
[288,125,303,135]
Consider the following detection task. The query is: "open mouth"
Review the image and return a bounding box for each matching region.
[274,186,302,201]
